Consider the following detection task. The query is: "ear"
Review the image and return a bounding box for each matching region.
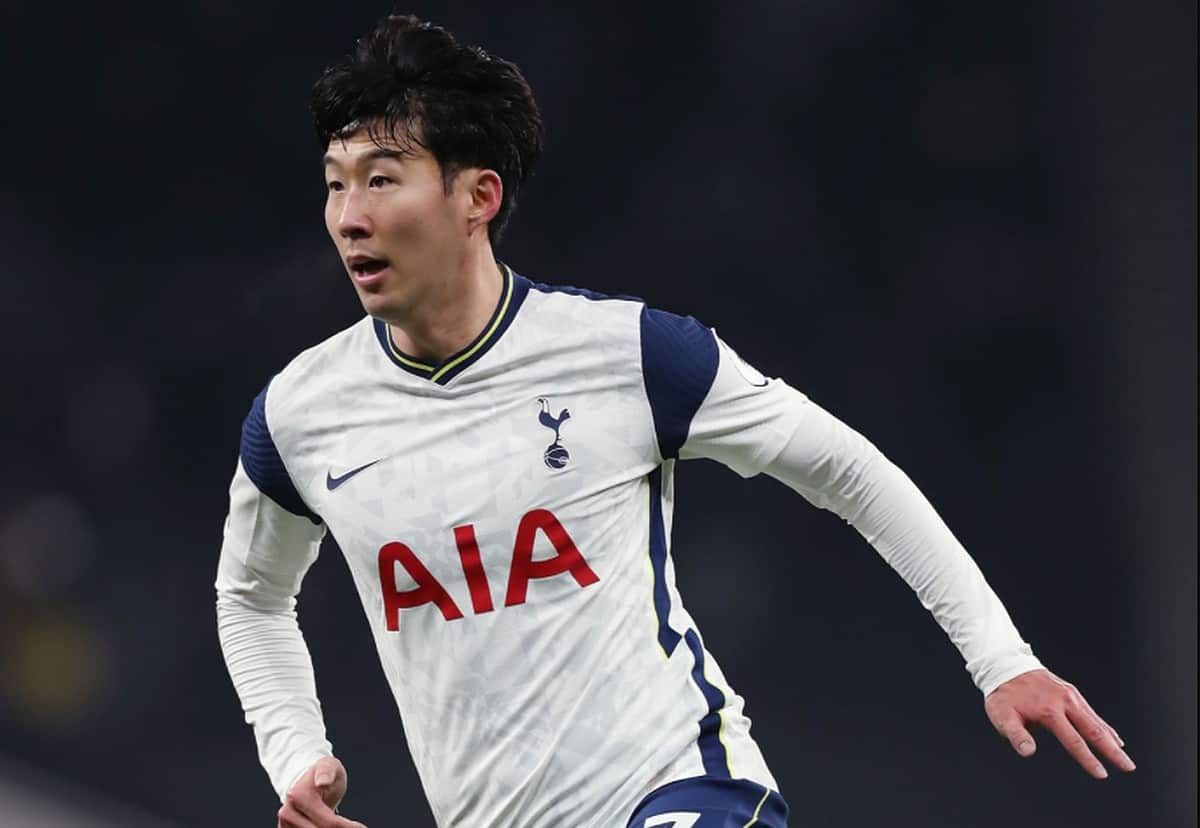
[465,169,503,235]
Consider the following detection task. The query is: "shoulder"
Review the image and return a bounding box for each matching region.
[263,316,376,429]
[637,306,719,459]
[268,316,375,397]
[518,271,713,355]
[638,305,717,366]
[513,269,719,459]
[514,272,714,354]
[503,272,651,377]
[244,317,375,473]
[518,274,645,328]
[237,318,375,522]
[513,268,718,391]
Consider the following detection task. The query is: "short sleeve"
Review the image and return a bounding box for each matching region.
[639,306,808,476]
[639,306,719,460]
[240,384,320,524]
[219,384,327,611]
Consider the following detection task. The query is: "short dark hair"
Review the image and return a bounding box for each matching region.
[310,14,544,244]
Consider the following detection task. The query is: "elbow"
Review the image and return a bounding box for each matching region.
[216,584,296,616]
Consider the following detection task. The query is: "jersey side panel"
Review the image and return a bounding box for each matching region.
[637,306,782,796]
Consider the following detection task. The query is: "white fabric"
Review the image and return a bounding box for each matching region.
[216,291,780,825]
[216,461,332,799]
[758,395,1043,695]
[215,283,1040,824]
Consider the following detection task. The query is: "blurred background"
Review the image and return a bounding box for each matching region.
[0,1,1193,826]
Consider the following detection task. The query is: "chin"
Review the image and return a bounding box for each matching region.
[354,286,408,324]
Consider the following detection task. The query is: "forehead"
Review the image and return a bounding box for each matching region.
[322,128,427,168]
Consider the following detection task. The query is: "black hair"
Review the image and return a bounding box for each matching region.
[310,14,544,244]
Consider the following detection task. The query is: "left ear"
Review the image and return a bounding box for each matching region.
[465,169,503,235]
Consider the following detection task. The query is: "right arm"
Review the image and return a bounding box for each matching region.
[216,388,365,825]
[216,457,330,800]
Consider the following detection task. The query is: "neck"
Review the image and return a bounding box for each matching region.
[389,246,504,364]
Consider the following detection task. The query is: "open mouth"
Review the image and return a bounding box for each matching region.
[350,258,388,275]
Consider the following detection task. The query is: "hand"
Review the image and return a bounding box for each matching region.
[277,756,367,828]
[984,668,1136,779]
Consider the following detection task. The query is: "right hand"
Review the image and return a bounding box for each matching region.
[277,756,367,828]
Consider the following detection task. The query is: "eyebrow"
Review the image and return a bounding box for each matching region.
[322,147,411,168]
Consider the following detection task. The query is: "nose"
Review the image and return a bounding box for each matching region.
[336,188,372,240]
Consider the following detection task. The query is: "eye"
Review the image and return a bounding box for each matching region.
[326,180,345,193]
[369,175,393,188]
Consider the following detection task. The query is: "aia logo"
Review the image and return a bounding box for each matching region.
[377,509,599,630]
[536,397,571,469]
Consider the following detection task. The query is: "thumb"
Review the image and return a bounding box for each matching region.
[993,709,1037,758]
[312,756,348,805]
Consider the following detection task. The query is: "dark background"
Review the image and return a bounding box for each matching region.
[0,2,1194,826]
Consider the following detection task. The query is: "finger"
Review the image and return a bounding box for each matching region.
[318,782,347,811]
[1046,712,1107,779]
[312,757,348,809]
[992,706,1037,758]
[290,791,368,828]
[1075,693,1125,747]
[289,790,338,824]
[1065,703,1136,773]
[304,811,366,828]
[313,756,344,789]
[278,801,319,828]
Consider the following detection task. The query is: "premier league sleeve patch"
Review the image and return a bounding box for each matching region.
[716,335,769,387]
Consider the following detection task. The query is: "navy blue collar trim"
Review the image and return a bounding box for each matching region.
[372,262,530,385]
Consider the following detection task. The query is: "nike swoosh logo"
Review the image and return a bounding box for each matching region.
[326,459,381,490]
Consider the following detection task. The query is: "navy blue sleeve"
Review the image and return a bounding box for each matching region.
[640,306,720,459]
[239,385,321,524]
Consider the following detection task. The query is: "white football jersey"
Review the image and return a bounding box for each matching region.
[217,263,1042,826]
[222,264,800,827]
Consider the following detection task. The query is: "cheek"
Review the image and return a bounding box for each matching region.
[379,189,455,241]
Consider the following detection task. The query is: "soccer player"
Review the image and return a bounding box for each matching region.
[216,14,1135,828]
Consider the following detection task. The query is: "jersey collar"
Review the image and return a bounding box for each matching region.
[372,262,530,385]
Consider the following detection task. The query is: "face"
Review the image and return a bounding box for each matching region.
[322,129,474,323]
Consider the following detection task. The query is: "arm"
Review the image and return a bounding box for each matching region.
[216,459,331,799]
[642,310,1134,778]
[758,398,1041,696]
[216,389,367,826]
[669,325,1041,690]
[757,397,1135,778]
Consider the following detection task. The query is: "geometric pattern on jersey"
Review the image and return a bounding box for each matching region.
[245,263,801,826]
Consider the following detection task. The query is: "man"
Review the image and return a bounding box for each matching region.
[216,14,1135,828]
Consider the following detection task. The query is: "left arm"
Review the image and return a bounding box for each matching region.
[760,397,1041,698]
[757,398,1135,777]
[649,314,1135,778]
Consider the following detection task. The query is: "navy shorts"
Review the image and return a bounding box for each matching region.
[627,776,789,828]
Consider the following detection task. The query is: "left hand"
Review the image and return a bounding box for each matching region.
[984,668,1136,779]
[278,756,366,828]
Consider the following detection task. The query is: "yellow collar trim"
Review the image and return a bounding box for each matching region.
[384,263,514,380]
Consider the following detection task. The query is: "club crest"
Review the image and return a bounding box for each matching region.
[536,397,571,469]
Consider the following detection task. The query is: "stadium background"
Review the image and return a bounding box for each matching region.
[0,2,1193,826]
